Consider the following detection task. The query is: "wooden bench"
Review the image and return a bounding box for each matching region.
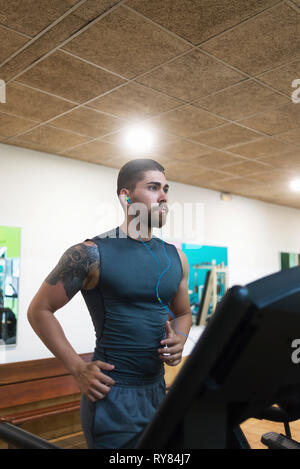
[0,353,93,431]
[0,353,189,447]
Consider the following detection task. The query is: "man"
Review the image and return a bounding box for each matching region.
[27,158,192,449]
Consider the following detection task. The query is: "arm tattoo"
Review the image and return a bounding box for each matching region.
[45,243,99,300]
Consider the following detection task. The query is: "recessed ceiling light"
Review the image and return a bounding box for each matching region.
[123,125,155,154]
[290,179,300,191]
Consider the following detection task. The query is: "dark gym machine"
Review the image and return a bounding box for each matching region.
[136,265,300,449]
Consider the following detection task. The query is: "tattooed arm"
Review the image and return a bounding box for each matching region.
[27,241,115,402]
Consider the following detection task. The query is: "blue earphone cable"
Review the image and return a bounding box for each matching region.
[126,200,196,346]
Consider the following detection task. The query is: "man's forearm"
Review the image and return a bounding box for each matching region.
[27,308,85,376]
[170,311,193,346]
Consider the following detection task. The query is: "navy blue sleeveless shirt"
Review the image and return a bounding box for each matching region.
[81,226,182,383]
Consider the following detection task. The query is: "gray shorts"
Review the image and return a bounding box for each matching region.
[80,374,166,449]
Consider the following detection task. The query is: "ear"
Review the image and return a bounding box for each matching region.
[119,190,130,206]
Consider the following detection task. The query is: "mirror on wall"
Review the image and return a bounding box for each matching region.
[0,226,21,346]
[280,252,300,270]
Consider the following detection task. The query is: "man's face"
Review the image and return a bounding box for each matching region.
[130,170,169,229]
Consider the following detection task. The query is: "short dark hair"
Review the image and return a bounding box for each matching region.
[117,158,165,196]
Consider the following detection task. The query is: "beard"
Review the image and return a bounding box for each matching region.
[147,205,168,229]
[127,202,168,237]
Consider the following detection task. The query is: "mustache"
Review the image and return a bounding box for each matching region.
[153,204,168,213]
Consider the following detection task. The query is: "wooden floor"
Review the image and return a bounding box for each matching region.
[50,431,88,449]
[241,418,300,449]
[50,418,300,449]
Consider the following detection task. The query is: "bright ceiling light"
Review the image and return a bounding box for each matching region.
[290,179,300,192]
[123,125,155,154]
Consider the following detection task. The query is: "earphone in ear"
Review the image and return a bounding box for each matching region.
[126,195,132,204]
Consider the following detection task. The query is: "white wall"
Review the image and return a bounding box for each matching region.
[1,142,300,363]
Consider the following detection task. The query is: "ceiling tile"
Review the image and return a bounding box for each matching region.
[103,154,172,170]
[0,82,75,121]
[0,25,29,64]
[162,160,207,183]
[136,49,245,102]
[5,137,61,154]
[250,168,298,185]
[186,169,233,186]
[98,156,136,169]
[0,0,79,36]
[149,105,226,139]
[194,80,289,120]
[63,6,190,79]
[0,112,36,137]
[220,160,272,177]
[15,50,125,103]
[259,151,300,171]
[209,177,262,194]
[275,127,300,146]
[71,0,123,22]
[239,103,300,135]
[201,3,300,76]
[8,124,91,152]
[160,139,213,161]
[257,59,300,95]
[193,123,261,149]
[62,140,125,163]
[0,1,124,82]
[88,82,181,120]
[0,15,86,81]
[269,197,300,210]
[50,107,126,138]
[125,0,279,45]
[228,137,298,159]
[195,150,246,168]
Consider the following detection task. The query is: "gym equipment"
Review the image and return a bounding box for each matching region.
[195,262,228,326]
[0,421,60,449]
[135,265,300,449]
[259,403,300,449]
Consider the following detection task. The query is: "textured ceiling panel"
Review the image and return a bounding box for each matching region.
[49,107,126,138]
[87,82,181,121]
[0,111,36,137]
[194,80,289,120]
[15,50,125,103]
[136,49,246,101]
[8,124,90,152]
[201,3,300,76]
[0,25,29,63]
[0,0,79,36]
[193,123,262,149]
[257,59,300,95]
[224,137,298,159]
[3,82,76,121]
[239,103,300,136]
[125,0,279,45]
[0,0,299,209]
[63,6,191,79]
[148,105,226,139]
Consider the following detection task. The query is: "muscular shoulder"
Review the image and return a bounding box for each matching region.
[176,248,189,280]
[45,240,100,296]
